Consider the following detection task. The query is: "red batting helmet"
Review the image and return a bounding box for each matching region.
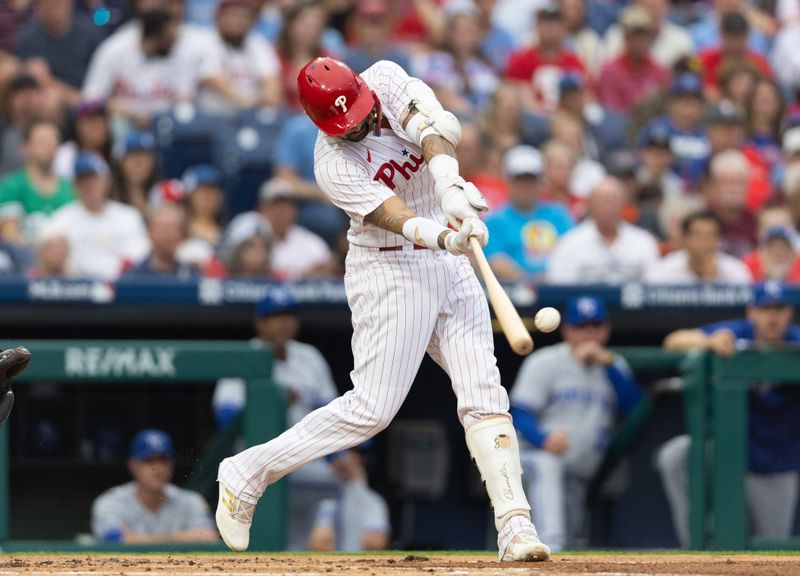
[297,57,379,137]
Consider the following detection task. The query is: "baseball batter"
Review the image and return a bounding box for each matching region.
[216,57,550,561]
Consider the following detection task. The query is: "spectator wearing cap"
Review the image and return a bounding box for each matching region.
[123,202,200,279]
[645,210,752,284]
[505,4,588,112]
[48,152,148,280]
[54,101,112,181]
[691,0,770,57]
[744,226,800,282]
[484,145,574,282]
[111,131,159,215]
[602,0,693,69]
[91,429,217,544]
[309,441,390,552]
[457,122,508,210]
[548,177,659,283]
[560,0,604,78]
[637,123,685,200]
[638,74,710,191]
[213,287,338,549]
[224,178,332,280]
[16,0,103,100]
[597,6,671,114]
[412,1,499,116]
[0,118,75,245]
[510,295,642,552]
[343,0,411,75]
[196,0,281,116]
[658,281,800,547]
[178,164,224,271]
[0,74,45,176]
[698,11,774,97]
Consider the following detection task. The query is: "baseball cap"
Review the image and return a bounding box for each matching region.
[116,130,156,158]
[258,178,297,204]
[620,5,654,32]
[705,100,744,125]
[558,72,585,96]
[783,127,800,155]
[670,73,703,98]
[182,164,223,192]
[564,296,608,326]
[503,145,543,179]
[751,281,791,307]
[721,11,749,36]
[255,286,298,318]
[762,226,794,245]
[74,152,109,178]
[129,429,174,460]
[640,124,672,149]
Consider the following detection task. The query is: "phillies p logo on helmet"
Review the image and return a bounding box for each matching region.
[334,95,348,112]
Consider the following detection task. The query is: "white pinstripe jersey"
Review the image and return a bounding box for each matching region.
[313,60,446,248]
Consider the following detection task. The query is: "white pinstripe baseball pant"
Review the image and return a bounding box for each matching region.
[218,246,510,504]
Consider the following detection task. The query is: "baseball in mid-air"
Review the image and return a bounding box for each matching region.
[534,307,561,333]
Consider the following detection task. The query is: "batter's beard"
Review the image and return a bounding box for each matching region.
[341,111,376,142]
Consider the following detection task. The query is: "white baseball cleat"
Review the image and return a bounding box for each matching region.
[499,531,551,562]
[216,483,255,552]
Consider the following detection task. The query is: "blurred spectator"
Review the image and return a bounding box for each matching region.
[0,0,34,52]
[0,73,44,176]
[698,12,773,97]
[783,163,800,229]
[111,130,158,215]
[511,295,642,552]
[656,193,706,254]
[213,287,338,548]
[597,7,670,114]
[470,0,517,71]
[82,5,199,131]
[458,122,508,210]
[413,2,498,116]
[561,0,603,78]
[29,223,69,277]
[658,281,800,547]
[636,123,685,200]
[547,177,659,283]
[178,164,224,271]
[309,444,390,551]
[603,0,693,69]
[343,0,410,74]
[771,21,800,89]
[638,74,709,191]
[505,4,587,112]
[0,237,24,274]
[54,100,112,180]
[491,0,545,46]
[15,0,103,103]
[743,226,800,282]
[223,178,332,280]
[197,0,282,115]
[277,0,330,110]
[539,139,580,215]
[645,210,752,283]
[91,429,218,544]
[484,145,574,282]
[718,60,760,113]
[49,153,148,280]
[226,234,272,278]
[479,81,526,154]
[0,118,75,245]
[691,0,770,55]
[745,79,785,174]
[124,202,200,278]
[549,112,606,201]
[703,149,757,258]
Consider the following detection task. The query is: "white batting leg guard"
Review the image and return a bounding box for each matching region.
[465,416,531,532]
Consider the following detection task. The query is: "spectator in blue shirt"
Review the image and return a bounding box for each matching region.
[484,145,574,282]
[690,0,770,57]
[658,281,800,547]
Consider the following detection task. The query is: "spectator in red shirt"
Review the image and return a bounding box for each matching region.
[597,6,670,114]
[743,226,800,283]
[699,12,773,98]
[505,4,587,112]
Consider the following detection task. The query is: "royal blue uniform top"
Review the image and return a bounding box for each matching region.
[701,319,800,473]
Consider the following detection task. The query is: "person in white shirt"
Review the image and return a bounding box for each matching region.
[547,177,660,284]
[223,178,332,280]
[646,210,752,284]
[48,153,149,280]
[197,0,282,115]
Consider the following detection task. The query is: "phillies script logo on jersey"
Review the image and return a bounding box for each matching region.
[373,148,425,190]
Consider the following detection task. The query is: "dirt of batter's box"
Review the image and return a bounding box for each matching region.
[1,553,799,576]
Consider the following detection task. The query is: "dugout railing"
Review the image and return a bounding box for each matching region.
[0,340,286,552]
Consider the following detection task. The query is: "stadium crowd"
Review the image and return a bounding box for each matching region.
[1,0,800,284]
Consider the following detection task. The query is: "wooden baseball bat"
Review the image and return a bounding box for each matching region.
[469,237,534,356]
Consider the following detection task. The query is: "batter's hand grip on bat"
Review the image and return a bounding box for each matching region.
[469,237,534,356]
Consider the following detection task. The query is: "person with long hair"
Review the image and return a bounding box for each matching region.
[745,78,785,174]
[54,100,112,180]
[111,131,159,215]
